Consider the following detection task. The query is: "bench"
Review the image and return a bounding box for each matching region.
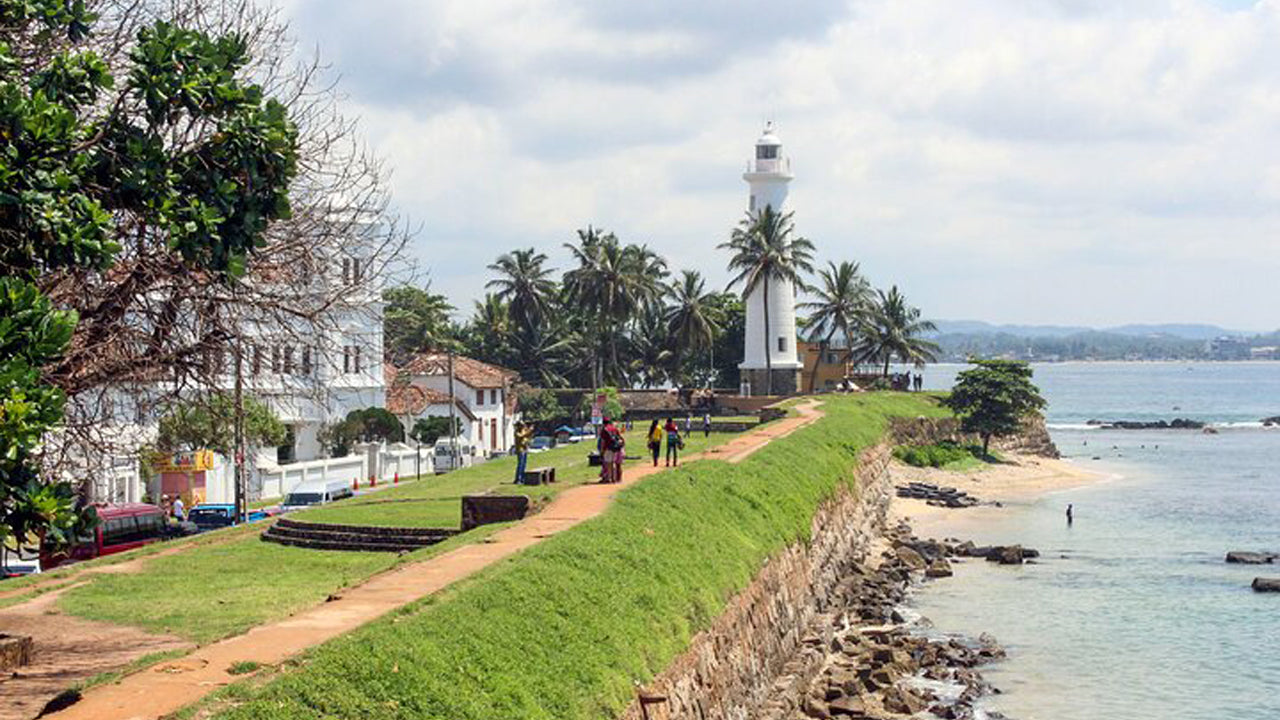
[519,467,556,485]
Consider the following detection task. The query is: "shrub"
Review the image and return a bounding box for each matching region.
[892,441,982,468]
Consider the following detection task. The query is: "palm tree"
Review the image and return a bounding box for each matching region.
[798,260,873,391]
[486,248,556,338]
[853,286,940,377]
[719,206,815,395]
[665,270,722,386]
[627,304,675,388]
[562,227,668,386]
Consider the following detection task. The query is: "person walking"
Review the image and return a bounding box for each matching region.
[172,495,186,522]
[1066,503,1074,526]
[513,421,533,484]
[664,416,682,467]
[647,419,663,467]
[703,412,712,438]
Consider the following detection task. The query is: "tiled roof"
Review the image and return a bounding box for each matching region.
[385,365,476,420]
[400,353,518,389]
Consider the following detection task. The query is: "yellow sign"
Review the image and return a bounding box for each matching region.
[153,450,216,472]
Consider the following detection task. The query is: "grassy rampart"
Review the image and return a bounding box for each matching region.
[199,393,946,720]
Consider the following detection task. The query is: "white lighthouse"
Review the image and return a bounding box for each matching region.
[739,122,803,396]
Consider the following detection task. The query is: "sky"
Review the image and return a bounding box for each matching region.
[279,0,1280,332]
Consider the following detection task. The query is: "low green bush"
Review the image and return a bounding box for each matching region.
[892,440,984,468]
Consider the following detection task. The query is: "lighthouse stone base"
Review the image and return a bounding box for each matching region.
[740,367,803,398]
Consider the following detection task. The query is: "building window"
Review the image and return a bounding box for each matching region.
[271,346,281,374]
[475,389,484,406]
[282,346,295,375]
[301,347,313,376]
[342,346,361,374]
[490,389,498,405]
[252,345,262,376]
[341,257,363,285]
[778,336,787,353]
[749,195,756,212]
[757,144,778,160]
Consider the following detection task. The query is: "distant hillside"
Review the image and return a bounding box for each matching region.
[931,320,1249,340]
[927,321,1278,361]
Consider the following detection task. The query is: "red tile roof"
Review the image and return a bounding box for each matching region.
[400,353,518,389]
[385,365,476,420]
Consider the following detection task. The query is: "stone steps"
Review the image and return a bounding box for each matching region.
[261,517,457,552]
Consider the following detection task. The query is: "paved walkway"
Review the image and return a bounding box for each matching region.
[39,402,822,720]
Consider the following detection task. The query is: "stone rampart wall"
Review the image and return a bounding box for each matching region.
[617,415,1055,720]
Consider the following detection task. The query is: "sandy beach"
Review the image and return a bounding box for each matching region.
[889,451,1106,539]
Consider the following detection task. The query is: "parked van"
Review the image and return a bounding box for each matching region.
[41,502,167,569]
[433,438,474,474]
[280,479,355,512]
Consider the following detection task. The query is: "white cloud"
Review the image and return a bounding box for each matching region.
[283,0,1280,330]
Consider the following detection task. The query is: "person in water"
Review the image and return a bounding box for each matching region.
[1066,503,1074,526]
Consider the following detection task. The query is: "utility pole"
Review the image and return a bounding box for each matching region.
[233,335,247,524]
[447,349,458,465]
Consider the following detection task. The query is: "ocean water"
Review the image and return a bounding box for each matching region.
[910,362,1280,720]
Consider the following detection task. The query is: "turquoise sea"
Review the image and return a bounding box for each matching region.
[914,362,1280,720]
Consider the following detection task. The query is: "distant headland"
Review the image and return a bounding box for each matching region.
[929,320,1280,362]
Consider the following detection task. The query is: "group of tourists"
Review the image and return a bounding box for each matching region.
[646,417,687,468]
[511,413,715,486]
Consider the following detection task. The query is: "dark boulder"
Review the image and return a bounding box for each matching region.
[1251,577,1280,593]
[1226,551,1277,565]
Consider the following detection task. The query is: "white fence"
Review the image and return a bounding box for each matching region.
[254,443,434,501]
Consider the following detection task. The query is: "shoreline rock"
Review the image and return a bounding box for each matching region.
[1225,551,1278,565]
[1251,578,1280,593]
[1085,418,1205,430]
[782,524,1035,720]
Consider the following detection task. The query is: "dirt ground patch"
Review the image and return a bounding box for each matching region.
[0,589,194,720]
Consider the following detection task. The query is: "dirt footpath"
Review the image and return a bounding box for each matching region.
[0,589,194,720]
[31,402,822,720]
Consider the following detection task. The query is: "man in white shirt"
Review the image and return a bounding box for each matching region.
[172,496,186,522]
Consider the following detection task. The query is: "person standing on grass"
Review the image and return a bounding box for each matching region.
[599,416,625,483]
[664,416,682,467]
[703,412,712,438]
[513,421,533,484]
[647,419,663,467]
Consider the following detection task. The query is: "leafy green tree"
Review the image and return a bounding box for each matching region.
[156,394,286,456]
[854,286,941,376]
[706,292,745,389]
[720,207,815,395]
[0,2,296,548]
[944,359,1047,455]
[513,387,563,426]
[665,270,722,386]
[383,284,455,365]
[799,260,872,391]
[627,304,675,388]
[577,386,624,422]
[0,279,86,554]
[410,416,461,445]
[486,248,556,338]
[323,408,406,457]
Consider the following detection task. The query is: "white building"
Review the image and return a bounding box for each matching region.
[740,123,803,396]
[390,354,520,457]
[70,249,387,504]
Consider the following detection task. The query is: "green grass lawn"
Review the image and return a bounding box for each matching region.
[194,393,948,720]
[296,425,740,529]
[55,522,510,644]
[49,419,752,641]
